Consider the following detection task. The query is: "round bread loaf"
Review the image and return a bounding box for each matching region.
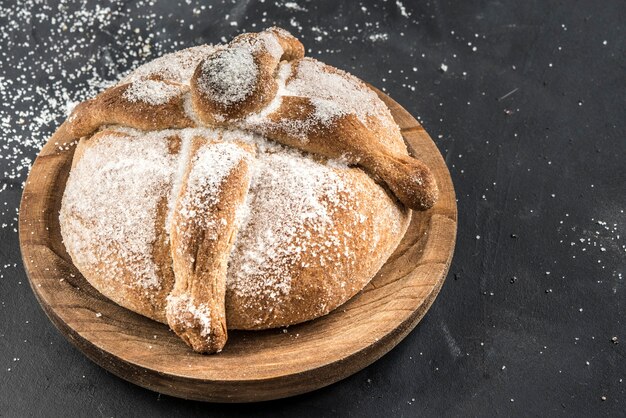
[58,28,437,353]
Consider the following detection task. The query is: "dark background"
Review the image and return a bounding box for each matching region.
[0,0,624,416]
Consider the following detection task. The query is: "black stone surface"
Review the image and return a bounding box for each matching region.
[0,0,624,416]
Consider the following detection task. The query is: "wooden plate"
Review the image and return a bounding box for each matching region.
[19,88,457,402]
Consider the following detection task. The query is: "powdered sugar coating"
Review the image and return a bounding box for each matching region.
[121,45,216,85]
[175,141,251,244]
[226,149,344,301]
[196,47,258,105]
[60,131,177,289]
[123,79,182,105]
[255,31,284,60]
[286,58,396,131]
[166,294,213,337]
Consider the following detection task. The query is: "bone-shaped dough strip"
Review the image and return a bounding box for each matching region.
[166,138,254,353]
[248,96,439,211]
[67,79,194,138]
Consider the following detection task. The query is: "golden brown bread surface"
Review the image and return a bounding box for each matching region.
[58,27,436,353]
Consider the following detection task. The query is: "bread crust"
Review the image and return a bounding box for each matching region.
[58,27,432,353]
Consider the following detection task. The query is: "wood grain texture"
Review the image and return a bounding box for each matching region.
[18,88,457,402]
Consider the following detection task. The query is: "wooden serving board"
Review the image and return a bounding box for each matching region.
[19,88,457,402]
